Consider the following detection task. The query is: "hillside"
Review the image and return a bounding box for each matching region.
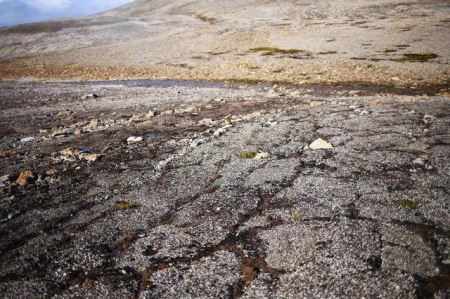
[0,0,449,85]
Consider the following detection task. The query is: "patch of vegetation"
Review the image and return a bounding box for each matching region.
[396,199,417,209]
[249,47,304,54]
[239,151,257,159]
[116,201,140,210]
[224,78,265,84]
[289,212,303,222]
[391,53,438,62]
[318,50,337,55]
[383,49,398,53]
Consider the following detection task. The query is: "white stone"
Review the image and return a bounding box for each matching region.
[127,136,143,144]
[309,138,333,150]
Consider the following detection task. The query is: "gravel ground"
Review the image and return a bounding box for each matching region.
[0,80,449,298]
[0,0,449,85]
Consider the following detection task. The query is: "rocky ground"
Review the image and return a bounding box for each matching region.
[0,80,449,298]
[1,0,449,85]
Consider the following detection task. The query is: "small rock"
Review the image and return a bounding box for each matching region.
[81,153,99,162]
[20,137,35,143]
[199,118,214,126]
[0,174,10,183]
[309,138,333,150]
[16,170,35,186]
[144,132,157,141]
[360,110,370,116]
[56,110,73,118]
[413,158,425,166]
[190,139,205,147]
[213,125,232,137]
[145,111,156,119]
[254,152,270,159]
[127,136,143,144]
[80,93,98,100]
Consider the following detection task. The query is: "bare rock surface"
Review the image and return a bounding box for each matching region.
[0,80,449,298]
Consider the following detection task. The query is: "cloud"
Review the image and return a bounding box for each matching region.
[0,0,133,27]
[22,0,71,11]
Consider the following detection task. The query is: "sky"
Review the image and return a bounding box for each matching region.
[0,0,134,27]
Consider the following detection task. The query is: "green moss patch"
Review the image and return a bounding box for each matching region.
[239,151,257,159]
[397,199,417,209]
[116,201,140,210]
[391,53,438,63]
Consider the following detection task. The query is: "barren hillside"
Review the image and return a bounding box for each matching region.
[0,0,449,85]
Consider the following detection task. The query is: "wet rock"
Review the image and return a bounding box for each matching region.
[16,170,35,186]
[309,138,333,149]
[144,132,157,141]
[127,136,143,144]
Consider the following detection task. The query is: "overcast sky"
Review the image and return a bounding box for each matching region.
[0,0,133,27]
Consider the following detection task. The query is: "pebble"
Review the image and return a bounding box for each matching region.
[20,137,35,143]
[16,170,35,186]
[127,136,143,144]
[0,175,10,183]
[80,93,98,100]
[56,110,73,118]
[309,138,333,150]
[254,152,270,159]
[413,158,425,166]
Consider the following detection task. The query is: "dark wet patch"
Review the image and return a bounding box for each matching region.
[249,47,304,54]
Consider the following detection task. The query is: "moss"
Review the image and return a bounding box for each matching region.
[116,201,140,210]
[318,50,337,55]
[224,78,265,84]
[397,199,417,209]
[239,151,257,159]
[249,47,304,54]
[289,212,303,222]
[391,53,438,63]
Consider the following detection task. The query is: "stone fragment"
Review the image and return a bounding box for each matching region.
[127,136,143,144]
[413,158,425,166]
[20,137,35,143]
[56,110,73,118]
[309,138,333,150]
[0,174,10,183]
[81,153,99,162]
[16,170,35,186]
[254,152,270,159]
[80,93,98,100]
